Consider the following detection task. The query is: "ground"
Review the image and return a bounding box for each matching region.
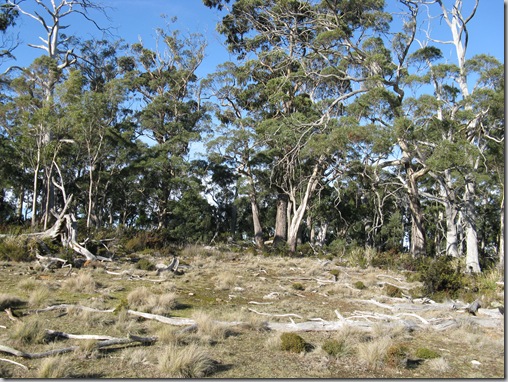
[0,245,504,378]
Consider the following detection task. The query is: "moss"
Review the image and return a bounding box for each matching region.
[415,347,440,359]
[280,332,307,353]
[354,281,366,290]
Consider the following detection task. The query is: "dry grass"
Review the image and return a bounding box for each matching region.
[357,336,393,370]
[62,271,96,293]
[427,357,450,372]
[10,317,46,345]
[36,356,71,378]
[192,310,229,341]
[213,271,238,290]
[0,293,24,310]
[126,286,178,314]
[28,284,51,306]
[158,343,216,378]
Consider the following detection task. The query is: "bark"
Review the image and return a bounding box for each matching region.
[250,196,264,249]
[273,193,288,247]
[464,177,480,273]
[407,168,427,257]
[498,193,504,270]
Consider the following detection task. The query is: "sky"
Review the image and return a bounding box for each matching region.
[4,0,504,79]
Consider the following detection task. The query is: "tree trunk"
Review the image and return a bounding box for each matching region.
[407,171,426,257]
[464,177,481,273]
[250,196,264,249]
[274,193,288,247]
[498,193,504,270]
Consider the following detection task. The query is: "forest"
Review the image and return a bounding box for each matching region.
[0,0,504,272]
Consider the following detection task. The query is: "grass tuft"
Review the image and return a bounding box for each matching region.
[357,336,393,370]
[62,272,96,293]
[10,317,46,345]
[0,293,24,310]
[158,343,216,378]
[36,356,70,378]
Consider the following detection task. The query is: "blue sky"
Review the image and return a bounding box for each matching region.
[5,0,504,80]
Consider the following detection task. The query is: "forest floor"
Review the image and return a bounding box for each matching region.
[0,245,504,378]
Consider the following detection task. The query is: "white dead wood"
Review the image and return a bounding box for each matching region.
[0,357,28,370]
[247,308,303,319]
[0,335,157,359]
[45,330,117,341]
[5,308,20,322]
[248,301,273,305]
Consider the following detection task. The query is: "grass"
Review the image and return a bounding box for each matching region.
[158,343,216,378]
[36,356,71,378]
[62,271,96,293]
[0,246,503,379]
[0,293,24,310]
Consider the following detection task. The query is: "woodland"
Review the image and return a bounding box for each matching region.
[0,0,504,378]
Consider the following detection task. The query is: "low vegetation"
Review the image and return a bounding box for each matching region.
[0,245,503,378]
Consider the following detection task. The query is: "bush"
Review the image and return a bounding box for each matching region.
[0,237,32,261]
[385,284,403,298]
[280,332,307,353]
[415,347,440,359]
[136,258,155,271]
[291,282,305,291]
[416,256,465,299]
[386,343,409,367]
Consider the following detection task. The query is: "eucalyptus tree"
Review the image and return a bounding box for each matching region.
[128,23,207,229]
[210,0,393,254]
[3,0,109,228]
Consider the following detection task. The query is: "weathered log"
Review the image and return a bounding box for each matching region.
[466,300,481,316]
[0,357,28,370]
[0,335,157,359]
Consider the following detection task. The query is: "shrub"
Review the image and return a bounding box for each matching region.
[385,284,403,298]
[280,332,307,353]
[136,258,155,271]
[0,237,32,261]
[291,282,305,291]
[330,269,340,281]
[415,347,440,359]
[416,256,465,299]
[385,343,409,367]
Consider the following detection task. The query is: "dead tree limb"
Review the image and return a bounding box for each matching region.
[0,357,28,370]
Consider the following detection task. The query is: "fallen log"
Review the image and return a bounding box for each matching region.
[0,357,28,370]
[0,335,157,359]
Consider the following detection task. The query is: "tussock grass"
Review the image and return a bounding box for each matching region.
[127,286,178,314]
[17,278,41,291]
[0,293,24,310]
[36,356,70,378]
[427,357,450,372]
[28,284,51,306]
[158,343,216,378]
[126,347,152,366]
[357,336,393,370]
[213,271,237,290]
[62,271,96,293]
[192,310,229,341]
[10,317,46,345]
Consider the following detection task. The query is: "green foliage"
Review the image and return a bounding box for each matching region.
[291,282,305,291]
[415,256,465,299]
[322,339,349,357]
[280,332,307,353]
[0,237,32,262]
[136,258,155,271]
[415,347,440,359]
[354,281,366,290]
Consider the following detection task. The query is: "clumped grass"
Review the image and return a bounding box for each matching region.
[17,278,41,291]
[321,338,350,357]
[62,271,96,293]
[10,317,46,345]
[28,285,51,306]
[158,343,216,378]
[127,286,178,314]
[427,357,450,372]
[0,293,24,310]
[385,284,403,297]
[192,310,229,341]
[213,271,237,290]
[36,356,70,378]
[357,336,393,370]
